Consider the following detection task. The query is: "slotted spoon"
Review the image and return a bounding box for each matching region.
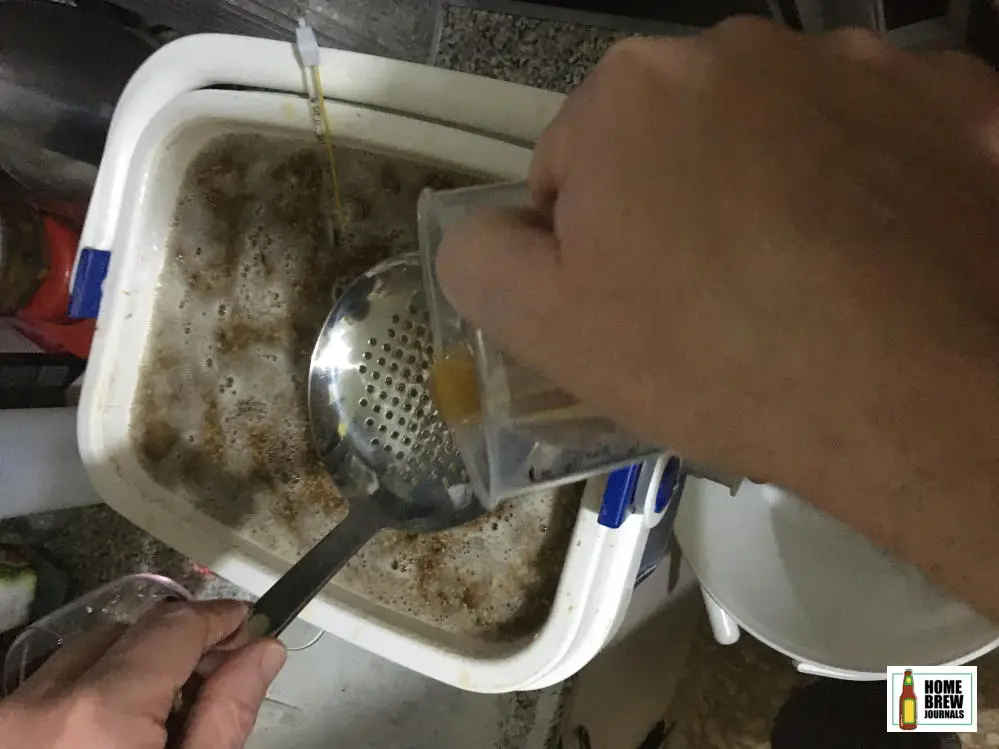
[245,253,481,638]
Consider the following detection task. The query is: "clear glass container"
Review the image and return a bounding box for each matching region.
[2,573,190,695]
[419,181,655,507]
[3,574,305,728]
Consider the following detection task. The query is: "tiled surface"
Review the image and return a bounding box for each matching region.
[667,622,803,749]
[0,505,207,599]
[434,5,628,93]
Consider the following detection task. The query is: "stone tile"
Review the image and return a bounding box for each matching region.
[434,5,628,93]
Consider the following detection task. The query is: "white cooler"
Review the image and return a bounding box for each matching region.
[70,33,682,693]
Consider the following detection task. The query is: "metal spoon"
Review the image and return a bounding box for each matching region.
[244,254,482,638]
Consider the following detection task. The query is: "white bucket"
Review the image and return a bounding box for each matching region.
[676,479,999,679]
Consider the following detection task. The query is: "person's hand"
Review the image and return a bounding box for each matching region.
[0,600,286,749]
[437,18,999,617]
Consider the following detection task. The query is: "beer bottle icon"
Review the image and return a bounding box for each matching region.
[900,669,918,730]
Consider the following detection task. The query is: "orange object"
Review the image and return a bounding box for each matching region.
[15,317,95,359]
[428,345,482,425]
[18,216,77,321]
[14,214,95,359]
[900,669,918,730]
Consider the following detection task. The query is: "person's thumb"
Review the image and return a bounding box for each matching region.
[436,207,565,363]
[181,640,286,749]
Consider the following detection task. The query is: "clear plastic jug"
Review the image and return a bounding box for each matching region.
[419,181,657,506]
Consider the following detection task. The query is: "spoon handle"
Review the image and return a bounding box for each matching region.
[245,505,386,638]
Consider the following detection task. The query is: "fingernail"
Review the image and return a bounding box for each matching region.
[260,641,287,681]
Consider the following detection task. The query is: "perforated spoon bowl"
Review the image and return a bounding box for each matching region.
[245,253,481,638]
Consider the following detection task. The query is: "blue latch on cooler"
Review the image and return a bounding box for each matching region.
[69,248,111,319]
[597,463,642,529]
[597,455,683,529]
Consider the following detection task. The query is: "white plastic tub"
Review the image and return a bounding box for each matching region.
[74,34,670,692]
[677,478,999,680]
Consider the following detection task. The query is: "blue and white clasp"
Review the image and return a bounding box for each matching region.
[597,454,683,530]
